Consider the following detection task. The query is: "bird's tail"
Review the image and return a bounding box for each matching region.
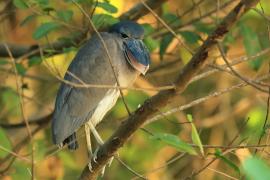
[63,133,79,150]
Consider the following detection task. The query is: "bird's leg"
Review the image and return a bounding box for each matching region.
[87,121,104,145]
[85,124,92,157]
[86,121,114,176]
[85,124,93,172]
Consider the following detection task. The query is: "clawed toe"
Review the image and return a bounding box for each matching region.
[91,150,115,176]
[101,166,106,177]
[93,148,99,163]
[108,157,114,167]
[88,162,93,172]
[87,146,115,176]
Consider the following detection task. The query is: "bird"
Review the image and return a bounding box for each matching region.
[51,21,150,170]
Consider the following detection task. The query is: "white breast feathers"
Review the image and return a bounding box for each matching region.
[90,87,120,126]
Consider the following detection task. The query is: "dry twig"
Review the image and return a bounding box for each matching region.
[79,0,260,179]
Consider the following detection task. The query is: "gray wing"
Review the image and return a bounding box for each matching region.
[52,33,119,144]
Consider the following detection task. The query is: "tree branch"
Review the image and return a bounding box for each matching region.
[119,0,167,21]
[80,0,259,179]
[0,113,52,128]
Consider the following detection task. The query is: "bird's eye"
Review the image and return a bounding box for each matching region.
[120,33,129,38]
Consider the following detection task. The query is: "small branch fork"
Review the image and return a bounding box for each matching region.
[79,0,260,179]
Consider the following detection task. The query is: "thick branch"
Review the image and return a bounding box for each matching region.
[0,32,86,58]
[79,0,259,179]
[119,0,167,21]
[0,0,167,58]
[0,113,52,128]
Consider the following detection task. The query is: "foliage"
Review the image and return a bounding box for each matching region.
[0,0,270,179]
[242,156,270,179]
[150,133,197,155]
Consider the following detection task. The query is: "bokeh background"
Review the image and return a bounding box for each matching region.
[1,0,270,179]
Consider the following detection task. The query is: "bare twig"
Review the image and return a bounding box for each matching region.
[119,0,168,21]
[3,43,35,179]
[132,153,186,179]
[141,0,194,55]
[116,157,146,180]
[254,3,270,155]
[0,114,51,166]
[190,48,270,83]
[0,145,31,163]
[177,0,205,18]
[3,44,32,139]
[152,0,235,38]
[147,74,270,124]
[206,167,238,180]
[217,42,268,93]
[189,118,250,178]
[58,71,175,92]
[79,0,260,179]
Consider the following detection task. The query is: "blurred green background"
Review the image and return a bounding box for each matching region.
[1,0,270,179]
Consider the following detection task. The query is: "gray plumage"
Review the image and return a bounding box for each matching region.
[51,21,150,150]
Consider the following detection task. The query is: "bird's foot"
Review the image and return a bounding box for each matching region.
[88,162,93,172]
[93,147,98,163]
[57,143,63,149]
[91,147,114,176]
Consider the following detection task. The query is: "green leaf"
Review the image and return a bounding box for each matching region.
[1,88,20,116]
[223,31,235,45]
[194,22,214,34]
[161,2,170,15]
[142,24,155,36]
[187,114,204,155]
[159,34,173,60]
[13,0,28,9]
[247,107,265,135]
[28,56,42,67]
[92,14,119,29]
[33,22,61,40]
[243,156,270,179]
[144,37,159,52]
[63,47,78,53]
[56,10,73,22]
[163,13,181,27]
[97,1,118,14]
[0,59,9,65]
[151,133,197,155]
[187,114,193,122]
[0,128,12,158]
[15,63,26,75]
[35,0,49,6]
[64,0,85,3]
[20,14,36,26]
[179,31,200,44]
[12,162,30,180]
[239,23,263,70]
[259,32,270,49]
[215,149,240,175]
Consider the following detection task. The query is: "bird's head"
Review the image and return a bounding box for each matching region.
[109,21,150,75]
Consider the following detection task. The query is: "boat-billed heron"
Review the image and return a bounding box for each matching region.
[51,21,150,171]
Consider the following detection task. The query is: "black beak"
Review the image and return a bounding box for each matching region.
[123,39,150,75]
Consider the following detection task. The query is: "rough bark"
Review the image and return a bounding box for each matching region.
[79,0,260,179]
